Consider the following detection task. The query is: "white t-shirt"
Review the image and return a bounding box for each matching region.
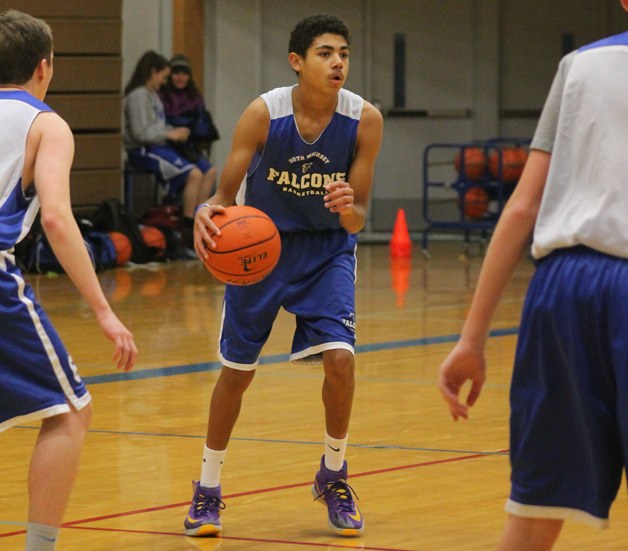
[530,32,628,260]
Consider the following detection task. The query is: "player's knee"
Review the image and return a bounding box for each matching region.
[219,366,255,393]
[42,402,92,437]
[71,402,93,435]
[323,349,354,380]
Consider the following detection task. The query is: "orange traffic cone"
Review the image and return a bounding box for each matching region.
[390,208,412,258]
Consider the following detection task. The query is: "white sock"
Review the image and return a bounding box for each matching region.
[324,433,348,471]
[25,522,59,551]
[200,445,226,488]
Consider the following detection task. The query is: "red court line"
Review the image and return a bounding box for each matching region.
[0,450,508,541]
[64,449,509,527]
[67,525,415,550]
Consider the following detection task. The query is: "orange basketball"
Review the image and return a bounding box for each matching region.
[202,205,281,285]
[140,225,167,260]
[463,187,489,219]
[489,147,528,183]
[454,147,487,181]
[108,231,132,266]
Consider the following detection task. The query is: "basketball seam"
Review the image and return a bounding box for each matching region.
[210,215,272,237]
[206,230,279,255]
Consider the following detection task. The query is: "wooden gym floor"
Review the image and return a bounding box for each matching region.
[1,240,627,550]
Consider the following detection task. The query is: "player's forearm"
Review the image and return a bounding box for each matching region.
[460,150,548,346]
[207,184,238,208]
[459,203,536,346]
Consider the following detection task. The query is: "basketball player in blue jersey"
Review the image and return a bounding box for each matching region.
[186,14,382,538]
[0,10,137,550]
[438,2,628,549]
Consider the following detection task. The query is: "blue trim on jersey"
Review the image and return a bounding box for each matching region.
[579,31,628,52]
[0,180,35,250]
[0,90,53,112]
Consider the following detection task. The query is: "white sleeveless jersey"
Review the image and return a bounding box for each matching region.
[0,90,51,255]
[531,32,628,259]
[0,92,92,429]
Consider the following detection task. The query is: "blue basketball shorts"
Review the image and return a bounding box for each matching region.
[0,254,91,432]
[507,246,628,527]
[127,144,212,194]
[218,229,358,370]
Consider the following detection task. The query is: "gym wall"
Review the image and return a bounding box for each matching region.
[0,0,124,211]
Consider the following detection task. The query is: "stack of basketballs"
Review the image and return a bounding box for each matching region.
[453,143,528,220]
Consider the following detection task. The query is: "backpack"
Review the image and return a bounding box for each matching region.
[140,205,180,230]
[85,231,117,271]
[195,109,220,142]
[139,205,185,260]
[26,233,96,274]
[90,198,154,263]
[166,108,220,143]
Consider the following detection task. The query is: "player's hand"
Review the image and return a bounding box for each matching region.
[438,342,486,420]
[96,310,137,372]
[194,203,226,259]
[324,180,354,215]
[167,127,191,142]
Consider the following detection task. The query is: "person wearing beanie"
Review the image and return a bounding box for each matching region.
[124,51,216,255]
[160,54,219,180]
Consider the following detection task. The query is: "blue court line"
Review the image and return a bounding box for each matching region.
[13,425,509,456]
[83,327,518,385]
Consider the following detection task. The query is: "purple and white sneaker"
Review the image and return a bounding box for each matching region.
[312,456,364,536]
[184,481,225,537]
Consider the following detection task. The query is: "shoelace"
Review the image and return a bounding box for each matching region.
[314,480,359,513]
[194,492,226,516]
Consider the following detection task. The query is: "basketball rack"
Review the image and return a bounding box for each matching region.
[421,137,531,257]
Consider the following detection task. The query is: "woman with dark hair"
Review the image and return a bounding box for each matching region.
[124,50,216,253]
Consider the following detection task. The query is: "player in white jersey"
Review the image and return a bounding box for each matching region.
[0,10,137,551]
[186,14,382,538]
[437,1,628,549]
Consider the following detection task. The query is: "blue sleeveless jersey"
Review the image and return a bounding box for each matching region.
[0,90,52,253]
[245,86,363,232]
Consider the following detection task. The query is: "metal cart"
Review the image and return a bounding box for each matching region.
[421,138,530,257]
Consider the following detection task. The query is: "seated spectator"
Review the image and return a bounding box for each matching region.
[124,50,216,254]
[160,54,220,166]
